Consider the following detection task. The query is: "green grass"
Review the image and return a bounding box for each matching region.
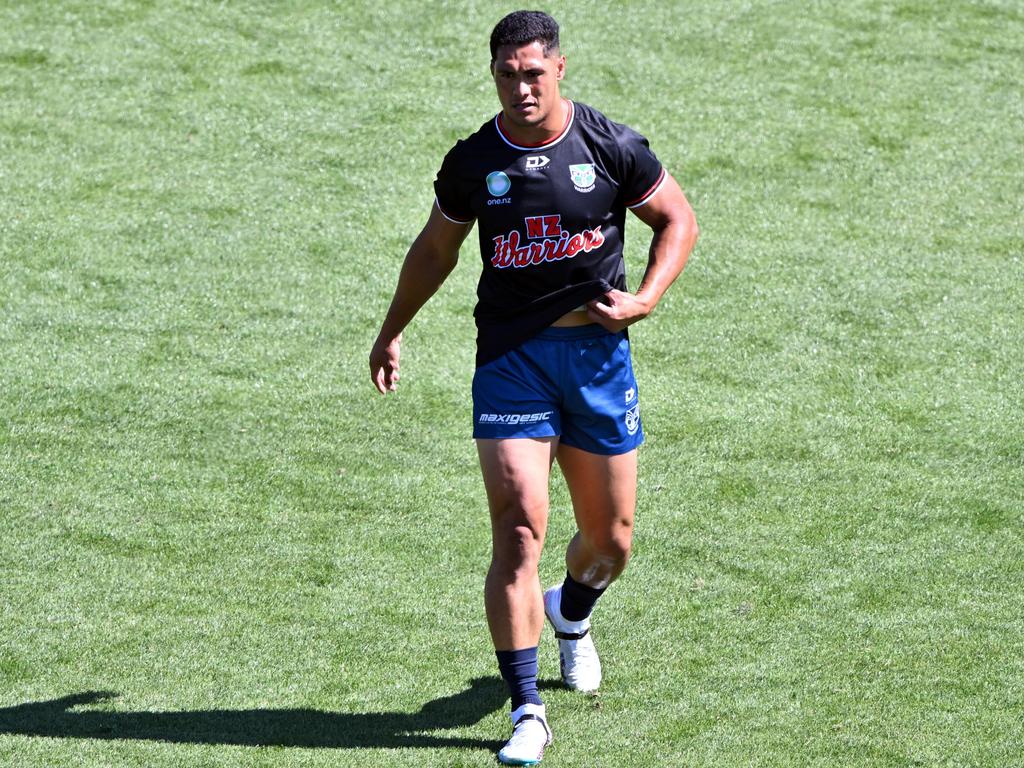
[1,1,1022,766]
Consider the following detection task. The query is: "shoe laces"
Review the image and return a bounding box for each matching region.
[507,716,551,750]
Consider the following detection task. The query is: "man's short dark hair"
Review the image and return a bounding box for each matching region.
[490,10,560,61]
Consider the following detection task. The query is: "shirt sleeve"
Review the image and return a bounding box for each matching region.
[433,142,476,223]
[616,127,666,209]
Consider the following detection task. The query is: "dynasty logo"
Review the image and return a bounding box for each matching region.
[491,214,604,269]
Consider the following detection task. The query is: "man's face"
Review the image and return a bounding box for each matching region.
[491,41,565,132]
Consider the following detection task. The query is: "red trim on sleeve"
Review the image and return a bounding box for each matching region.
[625,167,667,208]
[435,197,474,224]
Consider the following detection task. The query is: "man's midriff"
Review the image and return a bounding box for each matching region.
[550,307,594,327]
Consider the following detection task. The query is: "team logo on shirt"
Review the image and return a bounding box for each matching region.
[569,163,596,193]
[485,171,512,197]
[491,214,604,269]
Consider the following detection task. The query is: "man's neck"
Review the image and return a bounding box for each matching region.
[501,98,569,146]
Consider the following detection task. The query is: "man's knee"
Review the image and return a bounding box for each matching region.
[598,539,631,568]
[585,520,633,565]
[490,499,547,578]
[498,519,543,554]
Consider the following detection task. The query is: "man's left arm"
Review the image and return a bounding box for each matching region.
[587,172,699,332]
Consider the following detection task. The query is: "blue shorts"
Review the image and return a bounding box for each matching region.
[472,325,643,455]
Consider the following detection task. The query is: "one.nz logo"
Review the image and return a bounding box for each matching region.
[486,171,512,197]
[569,163,596,193]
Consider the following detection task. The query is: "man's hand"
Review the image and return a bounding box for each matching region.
[370,334,402,395]
[586,290,652,333]
[367,204,472,397]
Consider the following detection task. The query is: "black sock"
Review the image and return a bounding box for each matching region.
[560,570,606,622]
[496,647,542,711]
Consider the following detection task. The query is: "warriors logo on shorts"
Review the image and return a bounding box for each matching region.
[625,404,641,436]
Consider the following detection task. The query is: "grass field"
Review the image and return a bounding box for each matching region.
[1,1,1022,766]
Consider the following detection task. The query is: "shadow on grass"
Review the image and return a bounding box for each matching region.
[0,676,509,751]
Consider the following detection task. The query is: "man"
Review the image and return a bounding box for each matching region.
[369,10,697,765]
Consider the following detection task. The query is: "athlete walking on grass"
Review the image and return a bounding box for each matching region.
[370,11,697,765]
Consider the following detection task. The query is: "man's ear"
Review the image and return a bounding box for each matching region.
[556,55,565,81]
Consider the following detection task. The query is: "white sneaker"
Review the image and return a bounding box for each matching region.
[498,703,552,765]
[543,584,602,692]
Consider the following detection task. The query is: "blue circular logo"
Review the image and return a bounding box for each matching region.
[486,171,511,197]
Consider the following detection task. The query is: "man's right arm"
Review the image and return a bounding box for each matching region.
[369,203,474,395]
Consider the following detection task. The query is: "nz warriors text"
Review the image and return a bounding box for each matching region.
[491,214,604,269]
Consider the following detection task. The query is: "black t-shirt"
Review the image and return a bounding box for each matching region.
[434,100,665,366]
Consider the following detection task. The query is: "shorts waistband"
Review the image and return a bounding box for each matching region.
[534,324,617,341]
